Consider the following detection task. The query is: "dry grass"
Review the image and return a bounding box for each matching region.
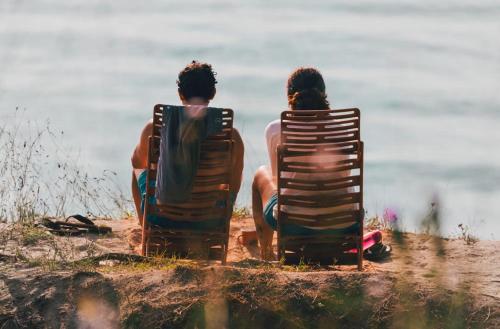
[0,108,131,224]
[232,206,251,220]
[0,109,133,271]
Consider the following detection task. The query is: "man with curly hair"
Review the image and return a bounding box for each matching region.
[131,61,244,223]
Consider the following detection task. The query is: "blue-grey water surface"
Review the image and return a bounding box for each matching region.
[1,0,499,238]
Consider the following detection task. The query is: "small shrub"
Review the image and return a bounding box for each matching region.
[232,206,251,220]
[458,223,478,245]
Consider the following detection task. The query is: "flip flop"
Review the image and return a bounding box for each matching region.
[65,214,95,226]
[63,214,112,234]
[47,227,84,236]
[364,242,392,261]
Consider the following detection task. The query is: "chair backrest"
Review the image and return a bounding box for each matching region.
[145,104,234,222]
[277,108,363,232]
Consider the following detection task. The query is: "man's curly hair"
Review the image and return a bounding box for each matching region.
[177,60,217,101]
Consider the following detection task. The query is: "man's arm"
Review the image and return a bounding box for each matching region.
[131,120,154,169]
[230,128,244,197]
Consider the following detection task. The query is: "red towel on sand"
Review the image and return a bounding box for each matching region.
[346,230,383,254]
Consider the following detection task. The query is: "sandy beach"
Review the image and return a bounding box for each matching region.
[1,217,498,328]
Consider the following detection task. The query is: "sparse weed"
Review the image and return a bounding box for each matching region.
[365,208,400,231]
[280,257,318,272]
[96,254,189,273]
[365,215,384,231]
[458,223,478,245]
[232,206,251,220]
[19,223,50,246]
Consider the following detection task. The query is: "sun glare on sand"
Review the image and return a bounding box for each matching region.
[77,296,119,329]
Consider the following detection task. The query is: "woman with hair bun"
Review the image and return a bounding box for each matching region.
[251,67,334,260]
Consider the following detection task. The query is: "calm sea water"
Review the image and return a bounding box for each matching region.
[1,0,499,238]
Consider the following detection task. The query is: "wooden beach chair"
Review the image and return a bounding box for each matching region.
[276,108,364,270]
[140,104,234,264]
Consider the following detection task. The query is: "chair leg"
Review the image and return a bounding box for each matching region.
[141,228,147,257]
[141,240,146,256]
[145,235,150,257]
[221,243,227,265]
[357,239,363,271]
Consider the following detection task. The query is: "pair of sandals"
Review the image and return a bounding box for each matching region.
[40,215,112,236]
[364,242,392,261]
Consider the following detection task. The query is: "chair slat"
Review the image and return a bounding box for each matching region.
[282,108,359,119]
[280,174,360,185]
[282,118,360,129]
[283,129,359,138]
[153,209,227,221]
[280,162,359,174]
[279,192,360,208]
[280,140,360,154]
[282,122,359,132]
[281,211,359,227]
[280,209,360,221]
[281,235,359,244]
[283,135,359,145]
[280,175,361,191]
[281,217,357,228]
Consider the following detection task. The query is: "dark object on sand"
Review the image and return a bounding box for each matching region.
[364,242,392,261]
[40,215,112,236]
[276,108,365,269]
[140,104,234,264]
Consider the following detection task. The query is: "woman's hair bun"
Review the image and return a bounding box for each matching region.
[288,88,329,110]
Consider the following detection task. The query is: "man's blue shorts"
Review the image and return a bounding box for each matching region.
[137,170,224,229]
[263,193,359,236]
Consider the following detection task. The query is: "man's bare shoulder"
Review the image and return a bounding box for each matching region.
[232,127,242,139]
[144,118,154,131]
[131,119,154,169]
[232,128,244,145]
[140,119,154,140]
[231,128,244,158]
